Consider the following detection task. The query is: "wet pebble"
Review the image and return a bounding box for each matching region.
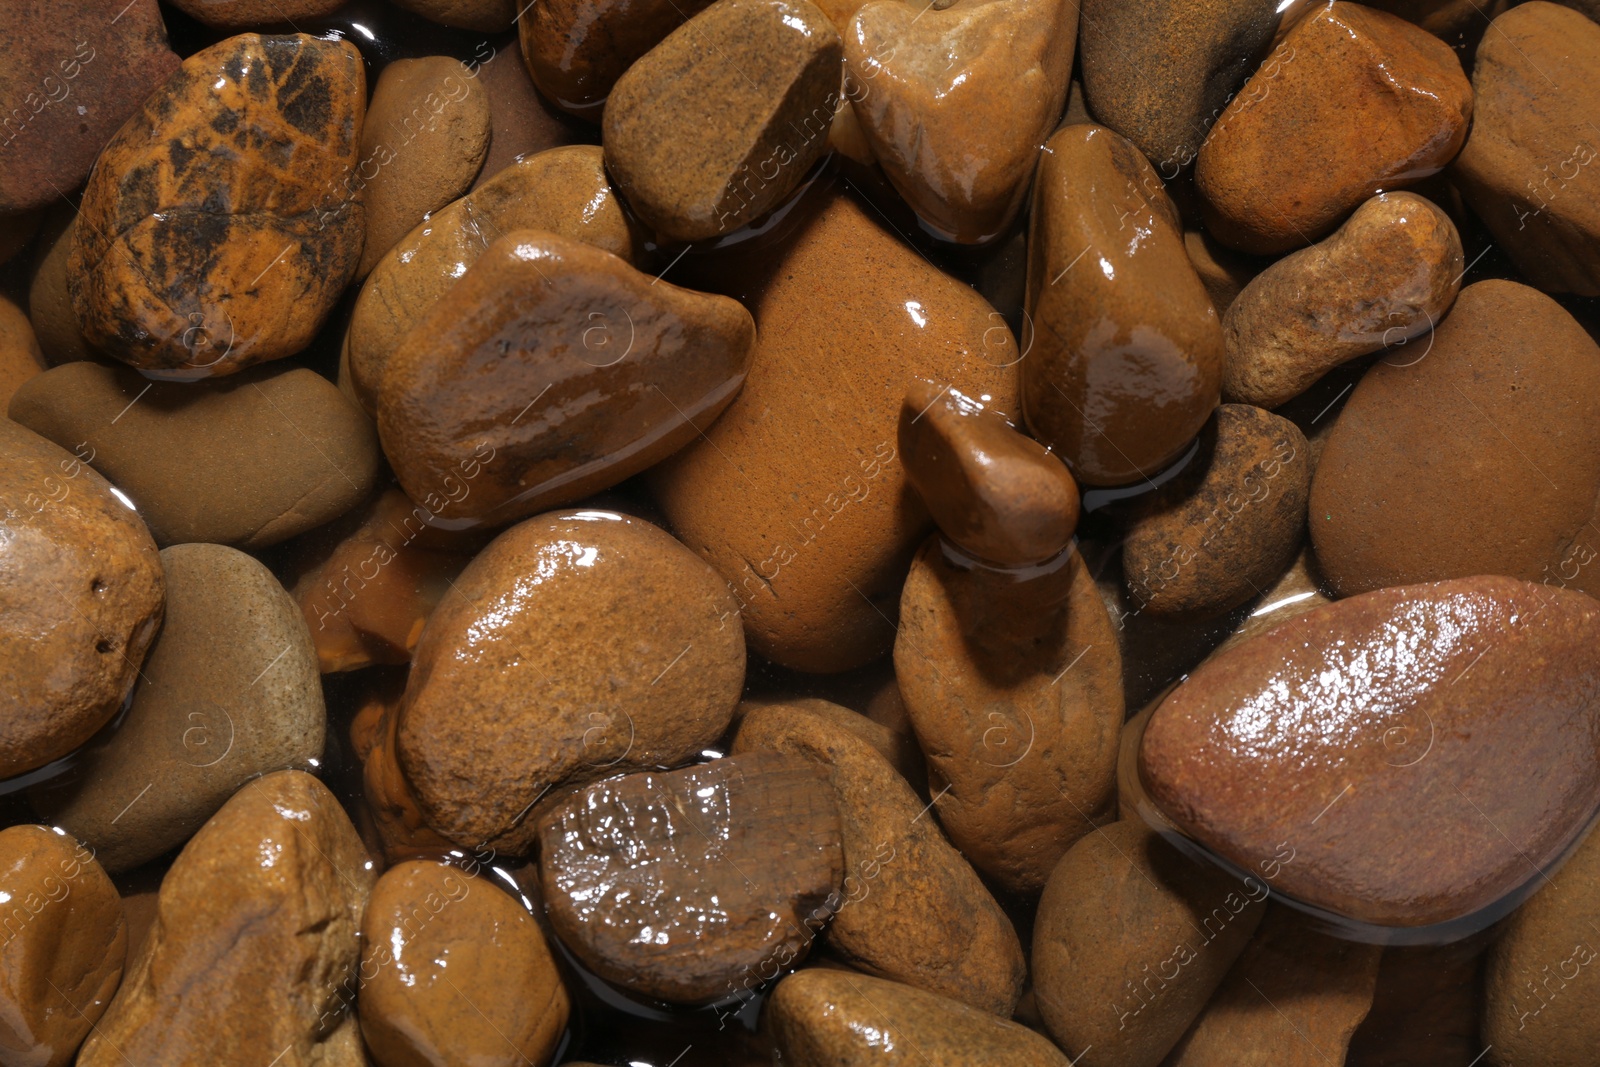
[520,0,716,120]
[0,296,46,410]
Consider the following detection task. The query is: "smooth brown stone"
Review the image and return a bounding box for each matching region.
[356,57,492,279]
[650,190,1020,672]
[0,417,163,778]
[1184,230,1262,317]
[1210,545,1331,658]
[468,44,583,191]
[27,207,94,366]
[521,0,717,120]
[1121,404,1310,617]
[77,771,373,1067]
[895,540,1122,895]
[378,230,754,528]
[0,826,126,1067]
[768,969,1073,1066]
[1368,0,1512,54]
[745,694,928,797]
[32,543,325,873]
[69,34,365,378]
[358,861,569,1067]
[0,1,179,213]
[1223,192,1463,408]
[9,361,381,549]
[1345,936,1489,1067]
[1033,820,1265,1067]
[166,0,343,26]
[1025,124,1223,487]
[393,511,745,853]
[1483,822,1600,1065]
[0,296,46,410]
[1195,2,1473,254]
[362,699,457,863]
[900,380,1078,566]
[286,489,476,672]
[1141,576,1600,926]
[1078,0,1281,176]
[348,146,639,416]
[1452,2,1600,296]
[1164,907,1382,1066]
[388,0,516,30]
[732,699,1025,1016]
[844,0,1078,243]
[1310,280,1600,598]
[538,753,843,1004]
[603,0,843,241]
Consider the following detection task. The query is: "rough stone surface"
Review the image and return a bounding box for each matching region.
[76,771,373,1067]
[1141,576,1600,926]
[32,543,324,873]
[0,296,46,411]
[0,417,164,778]
[603,0,843,241]
[1025,124,1223,486]
[1223,192,1463,408]
[9,361,380,549]
[69,34,366,378]
[1195,2,1473,254]
[521,0,717,119]
[378,230,755,529]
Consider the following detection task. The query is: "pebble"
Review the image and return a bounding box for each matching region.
[895,540,1123,895]
[31,543,324,873]
[388,0,516,30]
[9,361,380,549]
[390,510,745,853]
[164,0,344,26]
[1140,575,1600,926]
[1184,230,1262,317]
[69,34,366,378]
[602,0,843,241]
[76,771,373,1067]
[767,969,1074,1065]
[1078,0,1282,176]
[0,296,46,410]
[1121,404,1310,617]
[0,417,164,779]
[1025,124,1223,486]
[1032,820,1264,1067]
[0,1,180,213]
[1309,280,1600,597]
[843,0,1078,242]
[348,146,639,416]
[358,860,570,1067]
[26,208,94,366]
[0,826,126,1067]
[355,56,492,279]
[1452,2,1600,296]
[650,189,1020,673]
[537,752,843,1003]
[899,379,1078,566]
[1222,192,1463,408]
[1483,818,1600,1065]
[1194,2,1473,254]
[1346,935,1490,1066]
[1164,907,1382,1066]
[520,0,717,119]
[468,44,584,190]
[733,699,1026,1016]
[378,229,755,528]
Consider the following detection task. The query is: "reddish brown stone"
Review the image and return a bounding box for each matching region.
[166,0,344,27]
[468,43,583,191]
[0,296,46,411]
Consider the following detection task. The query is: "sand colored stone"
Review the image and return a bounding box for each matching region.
[1184,230,1262,317]
[469,44,583,191]
[27,207,94,366]
[0,296,46,411]
[69,34,366,378]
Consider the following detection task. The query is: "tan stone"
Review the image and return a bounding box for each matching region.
[0,296,46,410]
[27,207,93,366]
[468,43,583,191]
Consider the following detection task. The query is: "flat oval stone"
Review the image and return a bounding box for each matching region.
[896,540,1122,895]
[378,230,755,528]
[69,34,366,378]
[844,0,1078,243]
[0,417,164,779]
[0,296,46,411]
[9,361,381,549]
[732,699,1025,1016]
[1025,124,1223,486]
[392,510,745,853]
[537,752,843,1004]
[1194,2,1473,254]
[1310,280,1600,598]
[768,969,1074,1065]
[1452,2,1600,297]
[358,860,569,1067]
[348,146,639,416]
[32,543,325,873]
[1223,192,1463,409]
[520,0,717,119]
[0,825,126,1067]
[602,0,843,242]
[1140,576,1600,926]
[76,771,373,1067]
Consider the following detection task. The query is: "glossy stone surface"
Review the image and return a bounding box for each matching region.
[520,0,716,119]
[1141,576,1600,926]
